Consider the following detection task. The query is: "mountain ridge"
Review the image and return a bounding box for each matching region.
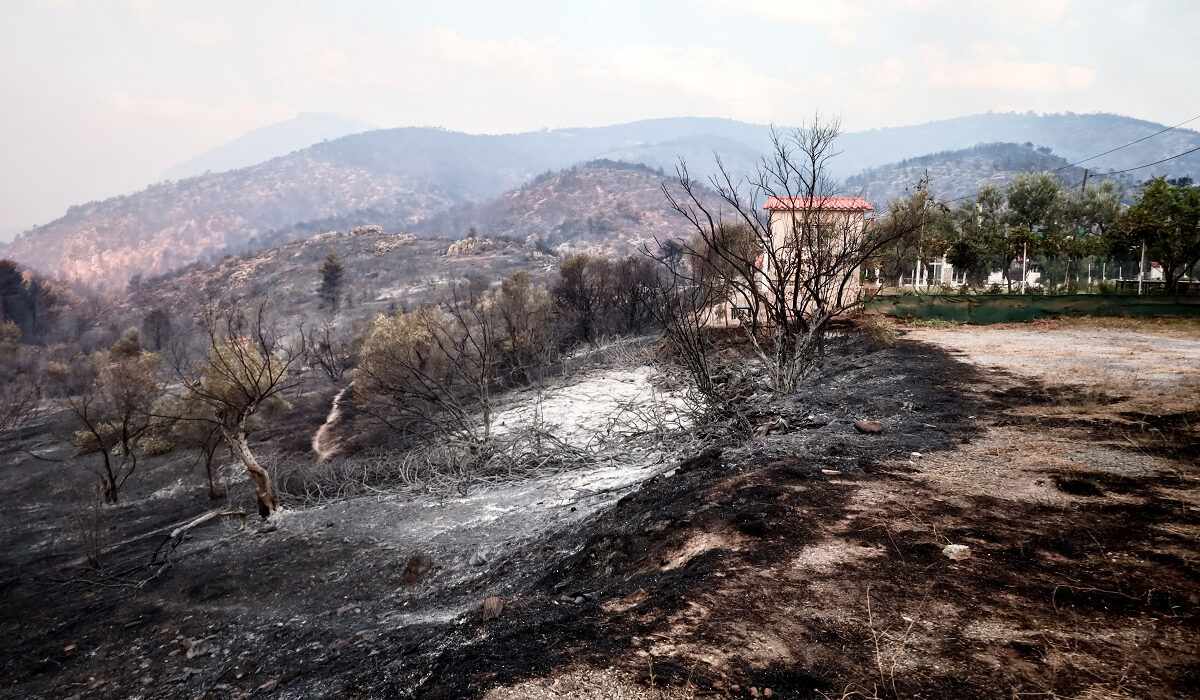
[5,112,1197,290]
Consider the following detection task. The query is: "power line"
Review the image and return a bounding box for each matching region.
[940,133,1200,206]
[1051,114,1200,172]
[1086,145,1200,177]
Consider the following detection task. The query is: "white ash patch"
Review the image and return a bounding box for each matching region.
[491,365,688,450]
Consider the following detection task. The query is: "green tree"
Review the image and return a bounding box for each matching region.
[1110,177,1200,293]
[945,185,1006,287]
[355,280,499,444]
[1004,172,1067,290]
[319,248,345,311]
[495,270,557,382]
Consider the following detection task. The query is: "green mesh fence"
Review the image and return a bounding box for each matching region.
[866,294,1200,324]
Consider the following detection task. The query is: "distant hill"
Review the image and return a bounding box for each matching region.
[6,112,1198,290]
[845,142,1090,207]
[160,112,377,181]
[412,160,706,257]
[121,227,555,329]
[835,112,1200,180]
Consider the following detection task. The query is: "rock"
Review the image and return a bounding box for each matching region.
[750,687,761,697]
[402,553,434,586]
[574,596,587,604]
[336,604,355,617]
[820,469,841,476]
[676,447,722,474]
[63,644,77,657]
[258,678,280,693]
[764,689,774,698]
[804,414,832,427]
[910,452,923,459]
[853,420,885,434]
[482,596,505,621]
[942,544,971,561]
[184,637,213,659]
[468,551,488,567]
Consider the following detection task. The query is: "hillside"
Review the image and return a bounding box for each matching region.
[1,148,465,291]
[122,227,556,328]
[412,160,704,257]
[842,112,1200,177]
[6,112,1198,290]
[846,142,1089,206]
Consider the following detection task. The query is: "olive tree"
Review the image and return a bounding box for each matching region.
[68,330,163,503]
[178,302,303,518]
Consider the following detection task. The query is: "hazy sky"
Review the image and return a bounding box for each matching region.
[2,0,1197,234]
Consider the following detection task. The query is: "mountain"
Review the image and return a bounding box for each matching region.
[159,112,377,181]
[845,142,1089,207]
[412,160,705,256]
[6,112,1198,290]
[834,112,1200,180]
[1,145,461,289]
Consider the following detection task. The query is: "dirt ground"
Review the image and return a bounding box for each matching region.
[1,318,1197,699]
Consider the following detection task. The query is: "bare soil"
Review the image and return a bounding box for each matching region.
[2,319,1197,699]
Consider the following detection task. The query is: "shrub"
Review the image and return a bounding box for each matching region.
[861,317,897,345]
[138,435,174,456]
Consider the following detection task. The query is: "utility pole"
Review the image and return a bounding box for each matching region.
[1081,169,1089,195]
[1020,241,1028,293]
[1138,239,1147,295]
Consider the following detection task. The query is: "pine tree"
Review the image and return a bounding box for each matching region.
[319,248,345,311]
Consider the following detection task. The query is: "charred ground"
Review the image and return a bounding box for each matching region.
[2,323,1198,699]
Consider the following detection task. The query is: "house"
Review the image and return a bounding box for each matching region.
[710,196,875,326]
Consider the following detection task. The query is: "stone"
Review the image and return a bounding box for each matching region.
[402,553,434,586]
[63,644,77,657]
[854,420,885,434]
[468,551,488,567]
[942,544,971,561]
[184,638,213,659]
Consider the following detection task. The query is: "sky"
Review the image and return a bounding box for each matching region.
[2,0,1197,235]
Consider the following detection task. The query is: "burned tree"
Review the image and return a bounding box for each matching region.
[304,319,359,384]
[179,302,303,518]
[656,116,929,392]
[68,330,163,503]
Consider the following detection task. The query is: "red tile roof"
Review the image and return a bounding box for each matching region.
[763,196,874,212]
